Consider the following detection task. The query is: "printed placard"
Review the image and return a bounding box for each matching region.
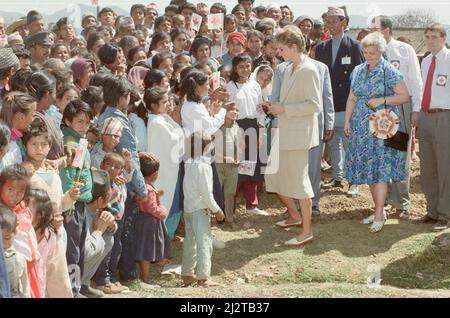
[238,161,256,176]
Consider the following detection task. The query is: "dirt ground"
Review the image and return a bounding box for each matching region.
[105,158,450,298]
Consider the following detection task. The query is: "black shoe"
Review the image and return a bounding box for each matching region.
[433,220,449,231]
[416,215,438,224]
[399,210,410,220]
[80,286,104,298]
[312,207,320,217]
[322,179,344,189]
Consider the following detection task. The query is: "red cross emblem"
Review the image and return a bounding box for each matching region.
[210,16,219,25]
[437,75,447,86]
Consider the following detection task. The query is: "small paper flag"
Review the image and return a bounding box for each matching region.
[211,71,220,91]
[191,13,203,32]
[208,13,224,30]
[72,139,88,169]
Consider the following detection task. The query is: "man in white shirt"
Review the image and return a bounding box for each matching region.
[416,23,450,231]
[371,16,423,220]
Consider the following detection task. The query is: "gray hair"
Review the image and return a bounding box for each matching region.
[361,32,386,53]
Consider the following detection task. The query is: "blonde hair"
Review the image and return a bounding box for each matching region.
[361,32,386,53]
[275,25,305,53]
[425,22,447,38]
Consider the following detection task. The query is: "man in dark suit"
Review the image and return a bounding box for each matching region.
[315,6,365,195]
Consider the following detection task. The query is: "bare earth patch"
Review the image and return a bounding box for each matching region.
[107,159,450,298]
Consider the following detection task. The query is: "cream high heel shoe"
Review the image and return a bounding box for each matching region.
[369,213,387,233]
[369,220,385,233]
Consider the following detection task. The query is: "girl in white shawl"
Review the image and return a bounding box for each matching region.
[145,87,184,239]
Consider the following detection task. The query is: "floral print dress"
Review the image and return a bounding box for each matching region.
[345,58,406,185]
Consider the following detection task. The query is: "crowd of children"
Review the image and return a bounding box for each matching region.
[0,0,433,298]
[0,0,335,297]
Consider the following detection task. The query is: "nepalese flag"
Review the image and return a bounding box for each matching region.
[72,139,88,169]
[208,13,224,30]
[191,13,203,31]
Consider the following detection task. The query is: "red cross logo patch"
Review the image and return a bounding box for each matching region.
[436,74,447,87]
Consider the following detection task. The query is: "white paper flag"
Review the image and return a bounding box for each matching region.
[211,71,221,91]
[208,13,224,30]
[72,138,88,169]
[190,13,203,32]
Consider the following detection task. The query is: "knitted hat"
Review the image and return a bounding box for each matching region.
[116,16,135,29]
[71,58,97,83]
[100,117,123,136]
[227,31,246,46]
[27,10,43,25]
[327,7,346,18]
[91,169,111,201]
[294,16,314,27]
[0,48,20,70]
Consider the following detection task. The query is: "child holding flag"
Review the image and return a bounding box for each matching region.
[59,99,94,297]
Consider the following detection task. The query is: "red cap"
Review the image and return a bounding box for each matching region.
[227,31,246,46]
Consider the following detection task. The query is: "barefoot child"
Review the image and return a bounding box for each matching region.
[134,153,171,287]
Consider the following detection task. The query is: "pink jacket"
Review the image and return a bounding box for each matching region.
[135,183,167,220]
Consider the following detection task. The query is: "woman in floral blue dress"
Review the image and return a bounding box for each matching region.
[344,32,410,233]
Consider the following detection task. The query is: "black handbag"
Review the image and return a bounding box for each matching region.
[384,128,409,151]
[381,68,409,152]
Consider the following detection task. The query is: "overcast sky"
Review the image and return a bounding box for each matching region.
[1,0,449,24]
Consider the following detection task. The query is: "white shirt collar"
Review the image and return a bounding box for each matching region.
[434,46,448,60]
